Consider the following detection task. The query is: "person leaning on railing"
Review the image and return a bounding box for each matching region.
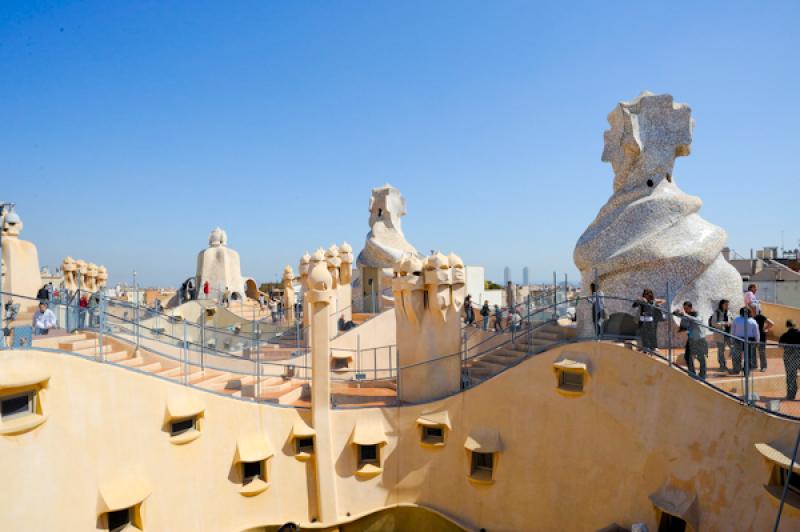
[780,321,800,400]
[730,307,759,375]
[632,288,665,350]
[673,301,709,379]
[753,309,774,372]
[710,299,733,372]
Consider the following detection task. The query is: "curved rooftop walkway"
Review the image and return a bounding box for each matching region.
[7,290,800,419]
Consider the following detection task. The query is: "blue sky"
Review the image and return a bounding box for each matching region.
[2,1,798,287]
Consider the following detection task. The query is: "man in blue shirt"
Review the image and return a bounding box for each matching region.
[730,307,760,375]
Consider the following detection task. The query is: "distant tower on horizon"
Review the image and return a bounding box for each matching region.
[523,266,529,286]
[504,266,511,285]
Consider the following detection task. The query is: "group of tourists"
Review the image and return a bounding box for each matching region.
[591,282,800,399]
[463,294,523,334]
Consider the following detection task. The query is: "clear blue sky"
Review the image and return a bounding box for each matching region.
[2,1,798,287]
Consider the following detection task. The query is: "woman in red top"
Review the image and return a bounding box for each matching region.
[203,281,209,297]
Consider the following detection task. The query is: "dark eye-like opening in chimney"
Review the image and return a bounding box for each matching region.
[646,179,654,188]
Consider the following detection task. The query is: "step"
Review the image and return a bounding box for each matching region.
[715,374,787,396]
[118,357,145,367]
[33,333,87,349]
[188,370,225,385]
[155,367,183,378]
[242,377,288,398]
[468,362,505,377]
[136,362,163,373]
[59,338,98,351]
[205,380,242,395]
[259,382,304,405]
[481,353,524,366]
[106,351,131,363]
[469,375,486,386]
[195,373,232,387]
[73,344,114,357]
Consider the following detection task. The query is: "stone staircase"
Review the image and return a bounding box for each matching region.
[31,329,308,405]
[465,321,577,387]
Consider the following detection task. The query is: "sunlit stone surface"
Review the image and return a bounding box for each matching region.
[574,92,743,341]
[355,184,422,310]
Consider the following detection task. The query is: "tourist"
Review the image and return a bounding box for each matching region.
[480,301,490,331]
[589,282,606,336]
[79,293,89,328]
[87,292,100,328]
[258,293,266,311]
[511,309,522,332]
[632,288,665,350]
[203,280,209,298]
[753,310,774,371]
[779,320,800,400]
[744,283,761,316]
[268,298,278,323]
[32,301,57,335]
[494,304,504,333]
[464,295,475,325]
[36,284,50,302]
[222,287,230,306]
[506,281,516,312]
[46,282,54,301]
[730,307,760,375]
[674,301,708,379]
[710,299,733,371]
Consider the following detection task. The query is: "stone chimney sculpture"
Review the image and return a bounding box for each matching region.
[62,256,78,293]
[281,265,296,322]
[0,210,42,303]
[356,184,422,313]
[85,263,98,293]
[392,251,464,403]
[196,227,246,302]
[304,249,338,522]
[574,92,743,342]
[76,260,88,290]
[96,265,108,290]
[301,243,355,336]
[299,252,312,331]
[63,257,107,294]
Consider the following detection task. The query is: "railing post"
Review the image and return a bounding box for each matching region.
[255,321,261,401]
[356,334,361,379]
[373,348,377,382]
[462,330,468,379]
[134,271,140,352]
[666,281,673,367]
[98,288,105,362]
[744,339,751,405]
[388,345,392,378]
[182,319,188,385]
[202,310,208,372]
[395,345,401,405]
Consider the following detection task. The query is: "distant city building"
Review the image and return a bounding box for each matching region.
[504,266,511,285]
[523,266,529,286]
[724,247,800,307]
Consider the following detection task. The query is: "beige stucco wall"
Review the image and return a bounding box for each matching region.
[2,342,799,531]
